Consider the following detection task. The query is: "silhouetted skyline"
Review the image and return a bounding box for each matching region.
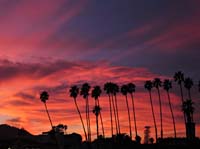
[0,0,199,141]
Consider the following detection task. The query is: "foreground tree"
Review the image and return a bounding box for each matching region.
[40,91,53,128]
[163,80,176,138]
[69,86,87,141]
[93,105,101,138]
[127,83,138,139]
[174,71,187,130]
[80,83,91,142]
[153,78,163,139]
[198,81,200,92]
[121,84,132,139]
[112,83,120,134]
[104,82,114,137]
[144,81,158,141]
[91,86,105,137]
[184,77,193,100]
[182,99,194,123]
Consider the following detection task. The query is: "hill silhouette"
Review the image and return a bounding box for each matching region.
[0,124,32,140]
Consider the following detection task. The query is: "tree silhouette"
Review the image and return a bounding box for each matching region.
[153,78,163,139]
[112,83,121,134]
[104,82,113,137]
[91,86,105,138]
[40,91,53,128]
[127,83,138,139]
[69,85,87,141]
[80,83,91,142]
[182,99,194,123]
[163,80,176,138]
[184,77,193,100]
[198,81,200,92]
[174,71,187,132]
[93,105,101,138]
[121,84,132,139]
[144,81,158,141]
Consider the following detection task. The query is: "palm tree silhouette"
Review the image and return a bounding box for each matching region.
[91,86,105,138]
[182,99,194,123]
[127,83,138,139]
[153,78,163,139]
[184,77,193,100]
[174,71,187,129]
[121,84,132,139]
[69,85,87,141]
[163,80,176,138]
[198,81,200,92]
[80,83,91,142]
[93,105,101,138]
[40,91,53,128]
[104,82,113,137]
[144,81,158,141]
[112,83,121,134]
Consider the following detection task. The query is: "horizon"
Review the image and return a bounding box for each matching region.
[0,0,199,141]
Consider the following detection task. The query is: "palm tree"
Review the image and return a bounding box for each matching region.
[144,81,158,141]
[104,82,113,137]
[121,84,132,139]
[80,83,91,142]
[182,99,194,123]
[163,80,176,138]
[184,77,193,100]
[127,83,138,138]
[91,86,105,137]
[198,81,200,92]
[69,85,87,141]
[93,105,101,138]
[174,71,187,134]
[40,91,53,128]
[112,83,121,134]
[153,78,163,139]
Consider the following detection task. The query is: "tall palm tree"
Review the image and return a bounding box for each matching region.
[40,91,53,128]
[174,71,187,135]
[163,80,176,138]
[93,105,101,138]
[127,83,138,138]
[182,99,194,123]
[69,85,87,141]
[91,86,105,137]
[198,81,200,92]
[112,83,120,134]
[144,81,158,141]
[153,78,163,139]
[184,77,193,100]
[121,84,132,139]
[80,83,91,142]
[104,82,113,137]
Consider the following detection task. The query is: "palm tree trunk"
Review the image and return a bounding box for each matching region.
[111,94,118,134]
[130,93,138,137]
[114,95,121,134]
[108,94,113,137]
[166,92,176,138]
[149,91,158,142]
[97,99,105,137]
[44,103,53,128]
[87,97,91,142]
[85,98,89,141]
[125,95,132,139]
[44,103,61,149]
[74,98,88,141]
[157,88,163,139]
[96,114,99,139]
[179,83,187,136]
[188,89,192,100]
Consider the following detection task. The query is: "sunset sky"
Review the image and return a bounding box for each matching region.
[0,0,200,141]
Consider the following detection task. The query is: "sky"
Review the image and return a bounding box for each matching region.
[0,0,200,141]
